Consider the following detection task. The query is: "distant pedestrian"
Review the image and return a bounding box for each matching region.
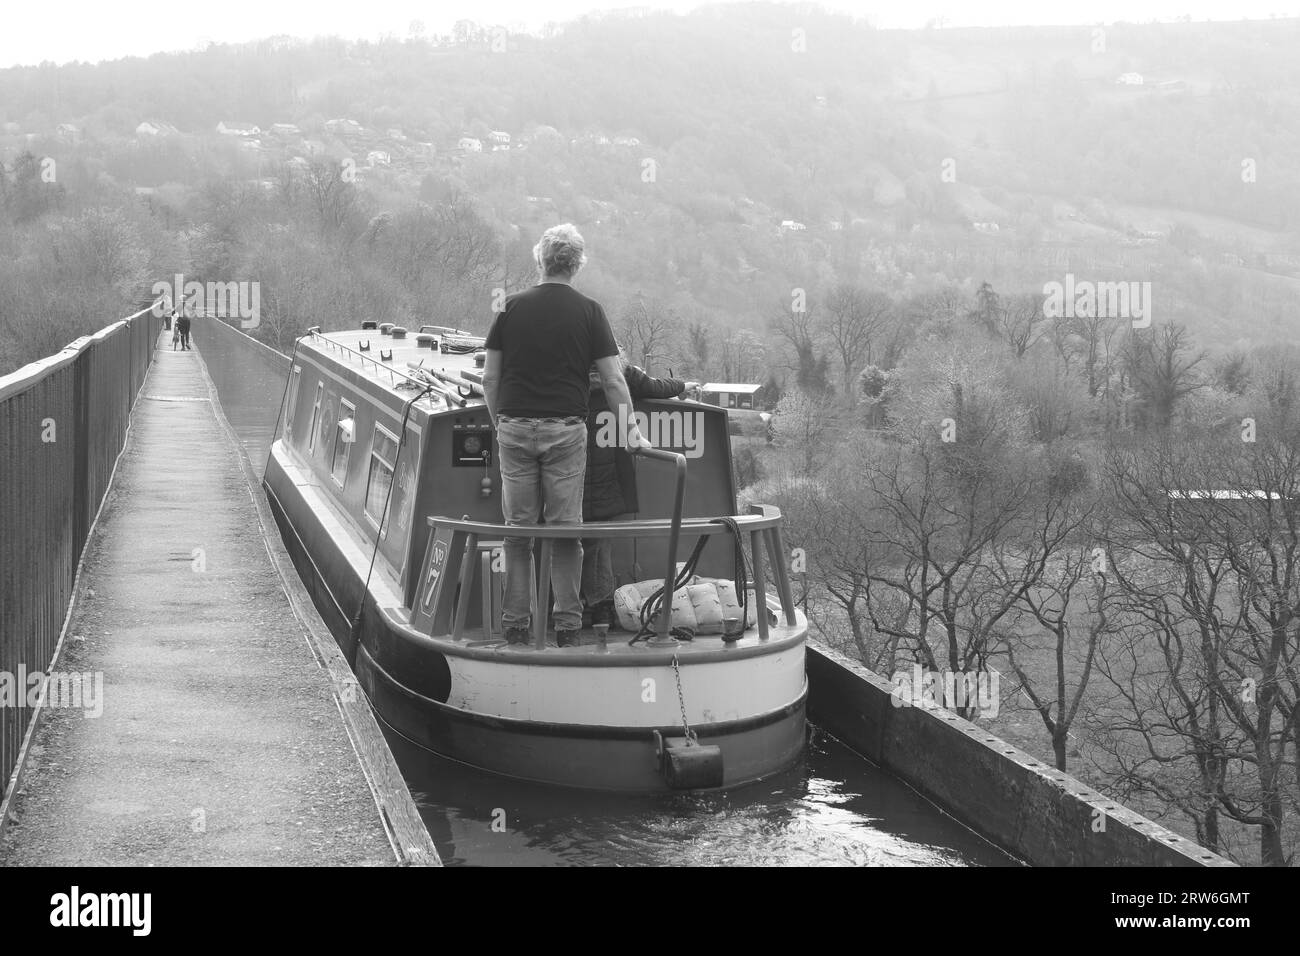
[177,312,192,351]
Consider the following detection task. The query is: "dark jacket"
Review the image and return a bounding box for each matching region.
[584,366,685,521]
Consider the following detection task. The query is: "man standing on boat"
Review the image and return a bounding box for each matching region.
[482,224,648,647]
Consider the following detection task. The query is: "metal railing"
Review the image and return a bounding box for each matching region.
[416,492,800,651]
[0,304,158,799]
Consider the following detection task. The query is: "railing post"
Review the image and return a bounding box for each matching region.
[750,504,796,626]
[766,527,797,625]
[749,530,770,642]
[451,533,478,641]
[480,550,494,639]
[633,447,687,645]
[534,539,552,649]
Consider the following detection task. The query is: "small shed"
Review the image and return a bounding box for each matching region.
[701,383,765,411]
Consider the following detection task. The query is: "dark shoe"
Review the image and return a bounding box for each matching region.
[504,626,531,646]
[556,628,580,648]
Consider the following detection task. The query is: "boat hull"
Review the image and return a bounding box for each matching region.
[360,640,807,791]
[264,447,807,792]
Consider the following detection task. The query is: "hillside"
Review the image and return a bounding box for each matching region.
[2,6,1299,370]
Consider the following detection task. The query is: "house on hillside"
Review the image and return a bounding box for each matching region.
[136,120,178,138]
[973,221,1000,234]
[613,136,640,147]
[780,219,806,233]
[458,137,483,152]
[325,118,363,136]
[366,150,391,167]
[217,121,261,137]
[488,130,511,146]
[1115,72,1144,86]
[56,123,81,142]
[269,123,301,136]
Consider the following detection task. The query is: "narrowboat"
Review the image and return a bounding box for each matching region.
[262,321,808,791]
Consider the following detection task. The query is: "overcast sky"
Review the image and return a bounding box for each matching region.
[3,0,1297,69]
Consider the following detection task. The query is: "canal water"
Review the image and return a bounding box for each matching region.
[197,321,1014,867]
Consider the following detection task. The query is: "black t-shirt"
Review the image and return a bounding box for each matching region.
[485,283,619,418]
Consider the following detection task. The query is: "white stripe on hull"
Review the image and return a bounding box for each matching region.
[446,646,805,726]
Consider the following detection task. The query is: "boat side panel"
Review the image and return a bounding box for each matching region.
[445,646,806,726]
[284,348,432,578]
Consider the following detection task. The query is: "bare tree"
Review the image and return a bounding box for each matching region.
[823,284,894,398]
[1119,323,1206,428]
[769,298,825,391]
[717,327,766,383]
[995,492,1115,770]
[303,160,359,236]
[620,293,682,373]
[997,293,1044,359]
[772,388,835,475]
[1097,429,1300,864]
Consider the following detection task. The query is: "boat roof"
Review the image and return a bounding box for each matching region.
[302,327,489,412]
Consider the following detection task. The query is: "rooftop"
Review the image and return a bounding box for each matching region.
[306,327,488,411]
[702,382,764,393]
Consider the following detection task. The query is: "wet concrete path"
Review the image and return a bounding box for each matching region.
[0,337,413,865]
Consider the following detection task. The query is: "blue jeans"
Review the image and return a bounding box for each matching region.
[496,417,587,631]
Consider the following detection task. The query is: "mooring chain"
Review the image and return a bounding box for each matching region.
[671,652,698,746]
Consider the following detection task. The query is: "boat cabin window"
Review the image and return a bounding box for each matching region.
[331,399,356,487]
[286,366,301,438]
[364,425,399,531]
[307,383,324,452]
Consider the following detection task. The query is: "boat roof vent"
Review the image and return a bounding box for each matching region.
[415,333,437,349]
[391,326,408,339]
[379,323,394,335]
[361,320,378,330]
